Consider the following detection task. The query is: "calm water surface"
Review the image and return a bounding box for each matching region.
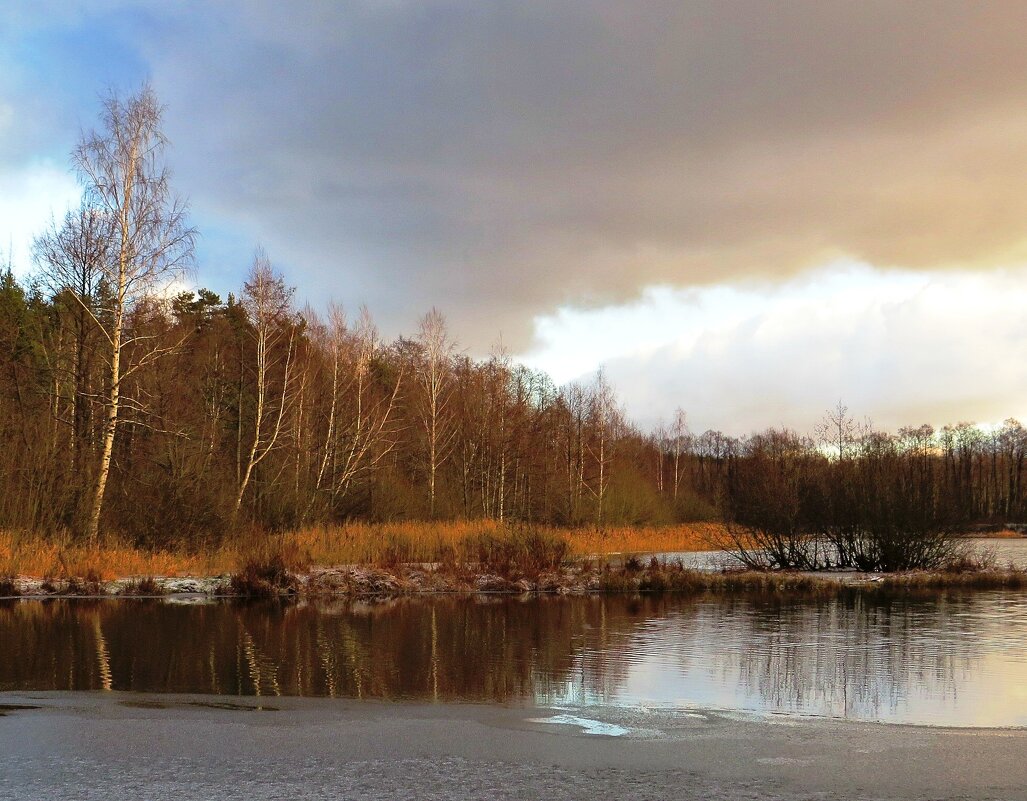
[2,590,1025,727]
[669,537,1027,570]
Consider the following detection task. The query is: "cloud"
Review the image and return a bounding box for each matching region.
[0,160,81,275]
[519,262,1027,434]
[45,0,1024,346]
[6,1,1027,430]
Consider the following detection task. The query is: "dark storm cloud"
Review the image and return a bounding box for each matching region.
[8,1,1027,347]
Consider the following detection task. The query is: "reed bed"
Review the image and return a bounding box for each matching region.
[282,521,723,566]
[0,530,231,580]
[563,522,724,557]
[0,522,723,580]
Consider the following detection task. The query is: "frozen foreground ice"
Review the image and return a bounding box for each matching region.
[1,692,1025,800]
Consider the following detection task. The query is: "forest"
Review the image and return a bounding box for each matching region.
[2,88,1027,564]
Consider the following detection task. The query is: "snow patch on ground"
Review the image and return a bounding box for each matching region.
[529,714,629,736]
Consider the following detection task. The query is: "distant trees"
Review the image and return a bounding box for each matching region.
[722,416,964,572]
[0,266,52,528]
[33,203,110,491]
[10,225,1027,558]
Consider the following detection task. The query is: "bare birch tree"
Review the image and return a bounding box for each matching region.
[652,421,667,495]
[584,370,619,526]
[488,344,512,522]
[305,304,403,521]
[415,308,456,518]
[562,382,589,523]
[68,86,194,545]
[671,407,689,499]
[234,251,296,517]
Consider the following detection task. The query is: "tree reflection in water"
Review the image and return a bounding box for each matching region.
[1,593,1024,726]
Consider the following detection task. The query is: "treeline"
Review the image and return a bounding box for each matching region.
[2,87,1027,553]
[721,417,1027,571]
[0,252,730,545]
[0,260,721,545]
[0,87,724,548]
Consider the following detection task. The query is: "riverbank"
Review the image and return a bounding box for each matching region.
[3,524,1025,600]
[3,556,1026,599]
[1,691,1023,800]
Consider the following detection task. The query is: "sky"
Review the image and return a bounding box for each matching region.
[3,1,1027,434]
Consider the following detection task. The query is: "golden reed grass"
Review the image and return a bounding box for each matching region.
[0,522,724,580]
[0,530,231,580]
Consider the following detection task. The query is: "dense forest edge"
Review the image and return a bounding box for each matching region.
[2,87,1027,592]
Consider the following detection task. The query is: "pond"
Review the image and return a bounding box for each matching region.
[2,588,1025,727]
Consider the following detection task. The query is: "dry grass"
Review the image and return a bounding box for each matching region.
[873,569,1027,592]
[0,522,722,580]
[990,529,1026,539]
[599,559,1027,597]
[0,530,235,580]
[281,521,723,566]
[564,522,724,556]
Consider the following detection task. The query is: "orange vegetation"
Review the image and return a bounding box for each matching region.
[562,522,725,557]
[0,531,232,581]
[0,522,724,580]
[281,520,723,566]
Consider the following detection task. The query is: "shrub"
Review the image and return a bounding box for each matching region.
[66,568,104,596]
[464,526,569,576]
[229,553,300,597]
[119,576,165,596]
[722,428,963,572]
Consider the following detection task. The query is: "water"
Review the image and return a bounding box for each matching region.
[979,538,1027,569]
[661,537,1027,571]
[2,589,1025,727]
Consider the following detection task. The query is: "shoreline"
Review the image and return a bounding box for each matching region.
[3,559,1026,600]
[2,690,1025,800]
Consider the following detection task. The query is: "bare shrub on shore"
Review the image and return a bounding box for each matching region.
[0,576,19,597]
[721,423,965,572]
